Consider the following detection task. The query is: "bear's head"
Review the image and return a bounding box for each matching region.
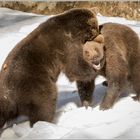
[53,8,99,43]
[83,34,105,71]
[52,8,100,81]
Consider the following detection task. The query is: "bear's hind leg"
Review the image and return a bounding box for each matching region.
[132,76,140,101]
[100,47,128,110]
[29,84,57,127]
[0,117,6,129]
[131,60,140,101]
[0,96,16,130]
[29,102,56,127]
[100,81,124,110]
[76,80,95,108]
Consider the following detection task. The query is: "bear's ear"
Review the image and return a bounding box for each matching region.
[89,7,99,15]
[94,34,104,43]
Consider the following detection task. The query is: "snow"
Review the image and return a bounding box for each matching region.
[0,8,140,139]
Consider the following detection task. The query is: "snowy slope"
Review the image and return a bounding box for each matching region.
[0,8,140,139]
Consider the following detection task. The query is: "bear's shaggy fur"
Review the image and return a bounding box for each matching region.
[100,23,140,110]
[83,34,105,71]
[77,34,105,107]
[77,23,140,110]
[0,8,99,128]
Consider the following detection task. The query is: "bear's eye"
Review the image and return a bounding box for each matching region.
[103,46,106,51]
[93,56,98,60]
[94,47,98,52]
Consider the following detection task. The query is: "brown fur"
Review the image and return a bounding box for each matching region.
[100,23,140,110]
[77,35,105,107]
[83,34,105,71]
[0,8,99,129]
[77,23,140,110]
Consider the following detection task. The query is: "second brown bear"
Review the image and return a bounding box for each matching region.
[79,22,140,110]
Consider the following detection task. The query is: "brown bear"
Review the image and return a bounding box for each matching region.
[78,34,105,107]
[0,8,99,129]
[78,22,140,110]
[83,34,105,71]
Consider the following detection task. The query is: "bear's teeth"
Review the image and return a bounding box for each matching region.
[93,63,101,70]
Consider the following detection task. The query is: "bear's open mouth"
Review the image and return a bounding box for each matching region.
[91,58,104,70]
[92,61,101,70]
[85,58,105,71]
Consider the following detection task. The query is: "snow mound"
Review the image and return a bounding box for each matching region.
[11,97,140,139]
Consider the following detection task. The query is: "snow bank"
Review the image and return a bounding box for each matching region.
[10,97,140,139]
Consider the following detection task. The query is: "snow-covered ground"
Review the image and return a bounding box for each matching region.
[0,8,140,139]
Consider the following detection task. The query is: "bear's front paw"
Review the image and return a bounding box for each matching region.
[82,100,92,109]
[132,95,140,102]
[99,101,113,111]
[82,100,94,109]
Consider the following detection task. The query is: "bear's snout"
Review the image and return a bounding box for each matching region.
[83,48,98,60]
[92,60,100,65]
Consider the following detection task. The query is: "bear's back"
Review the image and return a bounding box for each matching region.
[100,23,139,51]
[100,23,140,61]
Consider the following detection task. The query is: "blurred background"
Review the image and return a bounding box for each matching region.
[0,1,140,21]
